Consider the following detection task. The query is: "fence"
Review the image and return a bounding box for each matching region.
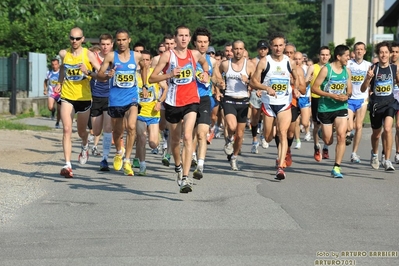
[0,53,47,114]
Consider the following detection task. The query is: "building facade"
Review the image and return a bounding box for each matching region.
[321,0,385,46]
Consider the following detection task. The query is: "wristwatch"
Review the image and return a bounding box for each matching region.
[87,70,92,76]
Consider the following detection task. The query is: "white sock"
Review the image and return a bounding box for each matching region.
[65,162,72,168]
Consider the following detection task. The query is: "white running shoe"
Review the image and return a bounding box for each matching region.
[304,132,311,141]
[251,142,259,154]
[351,153,361,163]
[384,160,395,171]
[370,152,379,170]
[179,177,193,193]
[230,157,239,171]
[295,141,301,149]
[224,140,234,155]
[78,146,89,164]
[261,138,269,149]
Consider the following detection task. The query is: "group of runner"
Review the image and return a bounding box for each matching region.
[45,25,399,193]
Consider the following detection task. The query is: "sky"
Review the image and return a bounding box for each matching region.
[385,0,395,10]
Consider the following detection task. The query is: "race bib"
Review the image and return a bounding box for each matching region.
[269,78,289,96]
[326,79,346,95]
[172,67,193,85]
[65,65,84,81]
[374,80,392,97]
[139,85,156,103]
[114,71,135,88]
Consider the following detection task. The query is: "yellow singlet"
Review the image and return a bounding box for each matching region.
[310,63,321,99]
[137,68,161,118]
[61,48,92,101]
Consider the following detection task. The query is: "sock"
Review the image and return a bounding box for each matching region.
[231,155,237,160]
[82,143,88,150]
[334,163,340,167]
[102,132,112,160]
[66,162,72,168]
[296,138,301,143]
[288,137,294,148]
[251,124,258,138]
[140,161,146,168]
[123,158,130,163]
[323,144,328,150]
[197,159,204,167]
[175,164,182,173]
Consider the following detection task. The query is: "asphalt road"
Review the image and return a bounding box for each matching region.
[0,117,398,266]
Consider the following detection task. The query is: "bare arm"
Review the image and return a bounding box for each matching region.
[346,68,352,98]
[149,51,177,84]
[249,57,275,96]
[360,65,375,93]
[97,52,115,80]
[305,64,314,86]
[54,50,66,93]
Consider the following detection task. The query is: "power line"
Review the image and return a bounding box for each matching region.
[79,2,296,8]
[204,13,291,19]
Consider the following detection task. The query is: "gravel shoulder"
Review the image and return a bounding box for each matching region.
[0,129,62,224]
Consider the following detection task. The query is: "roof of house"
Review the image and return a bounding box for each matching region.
[376,0,399,27]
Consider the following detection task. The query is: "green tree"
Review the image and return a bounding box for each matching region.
[0,0,98,57]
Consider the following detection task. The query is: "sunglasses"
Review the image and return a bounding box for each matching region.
[207,52,215,55]
[70,36,83,41]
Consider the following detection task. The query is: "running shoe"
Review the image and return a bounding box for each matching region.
[91,146,101,156]
[275,167,286,180]
[230,157,239,171]
[180,177,192,193]
[123,161,134,176]
[224,140,234,155]
[78,146,89,165]
[162,153,171,167]
[55,122,60,129]
[295,140,301,149]
[331,166,343,178]
[314,144,322,162]
[395,153,399,164]
[132,158,140,168]
[138,164,147,176]
[304,132,311,141]
[100,159,110,171]
[207,130,215,145]
[151,147,159,154]
[285,149,292,167]
[322,149,329,159]
[113,147,125,171]
[193,167,203,180]
[381,154,386,167]
[384,160,395,171]
[350,153,361,163]
[261,137,269,149]
[370,152,379,170]
[60,165,73,178]
[345,135,352,146]
[251,141,259,154]
[191,154,198,168]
